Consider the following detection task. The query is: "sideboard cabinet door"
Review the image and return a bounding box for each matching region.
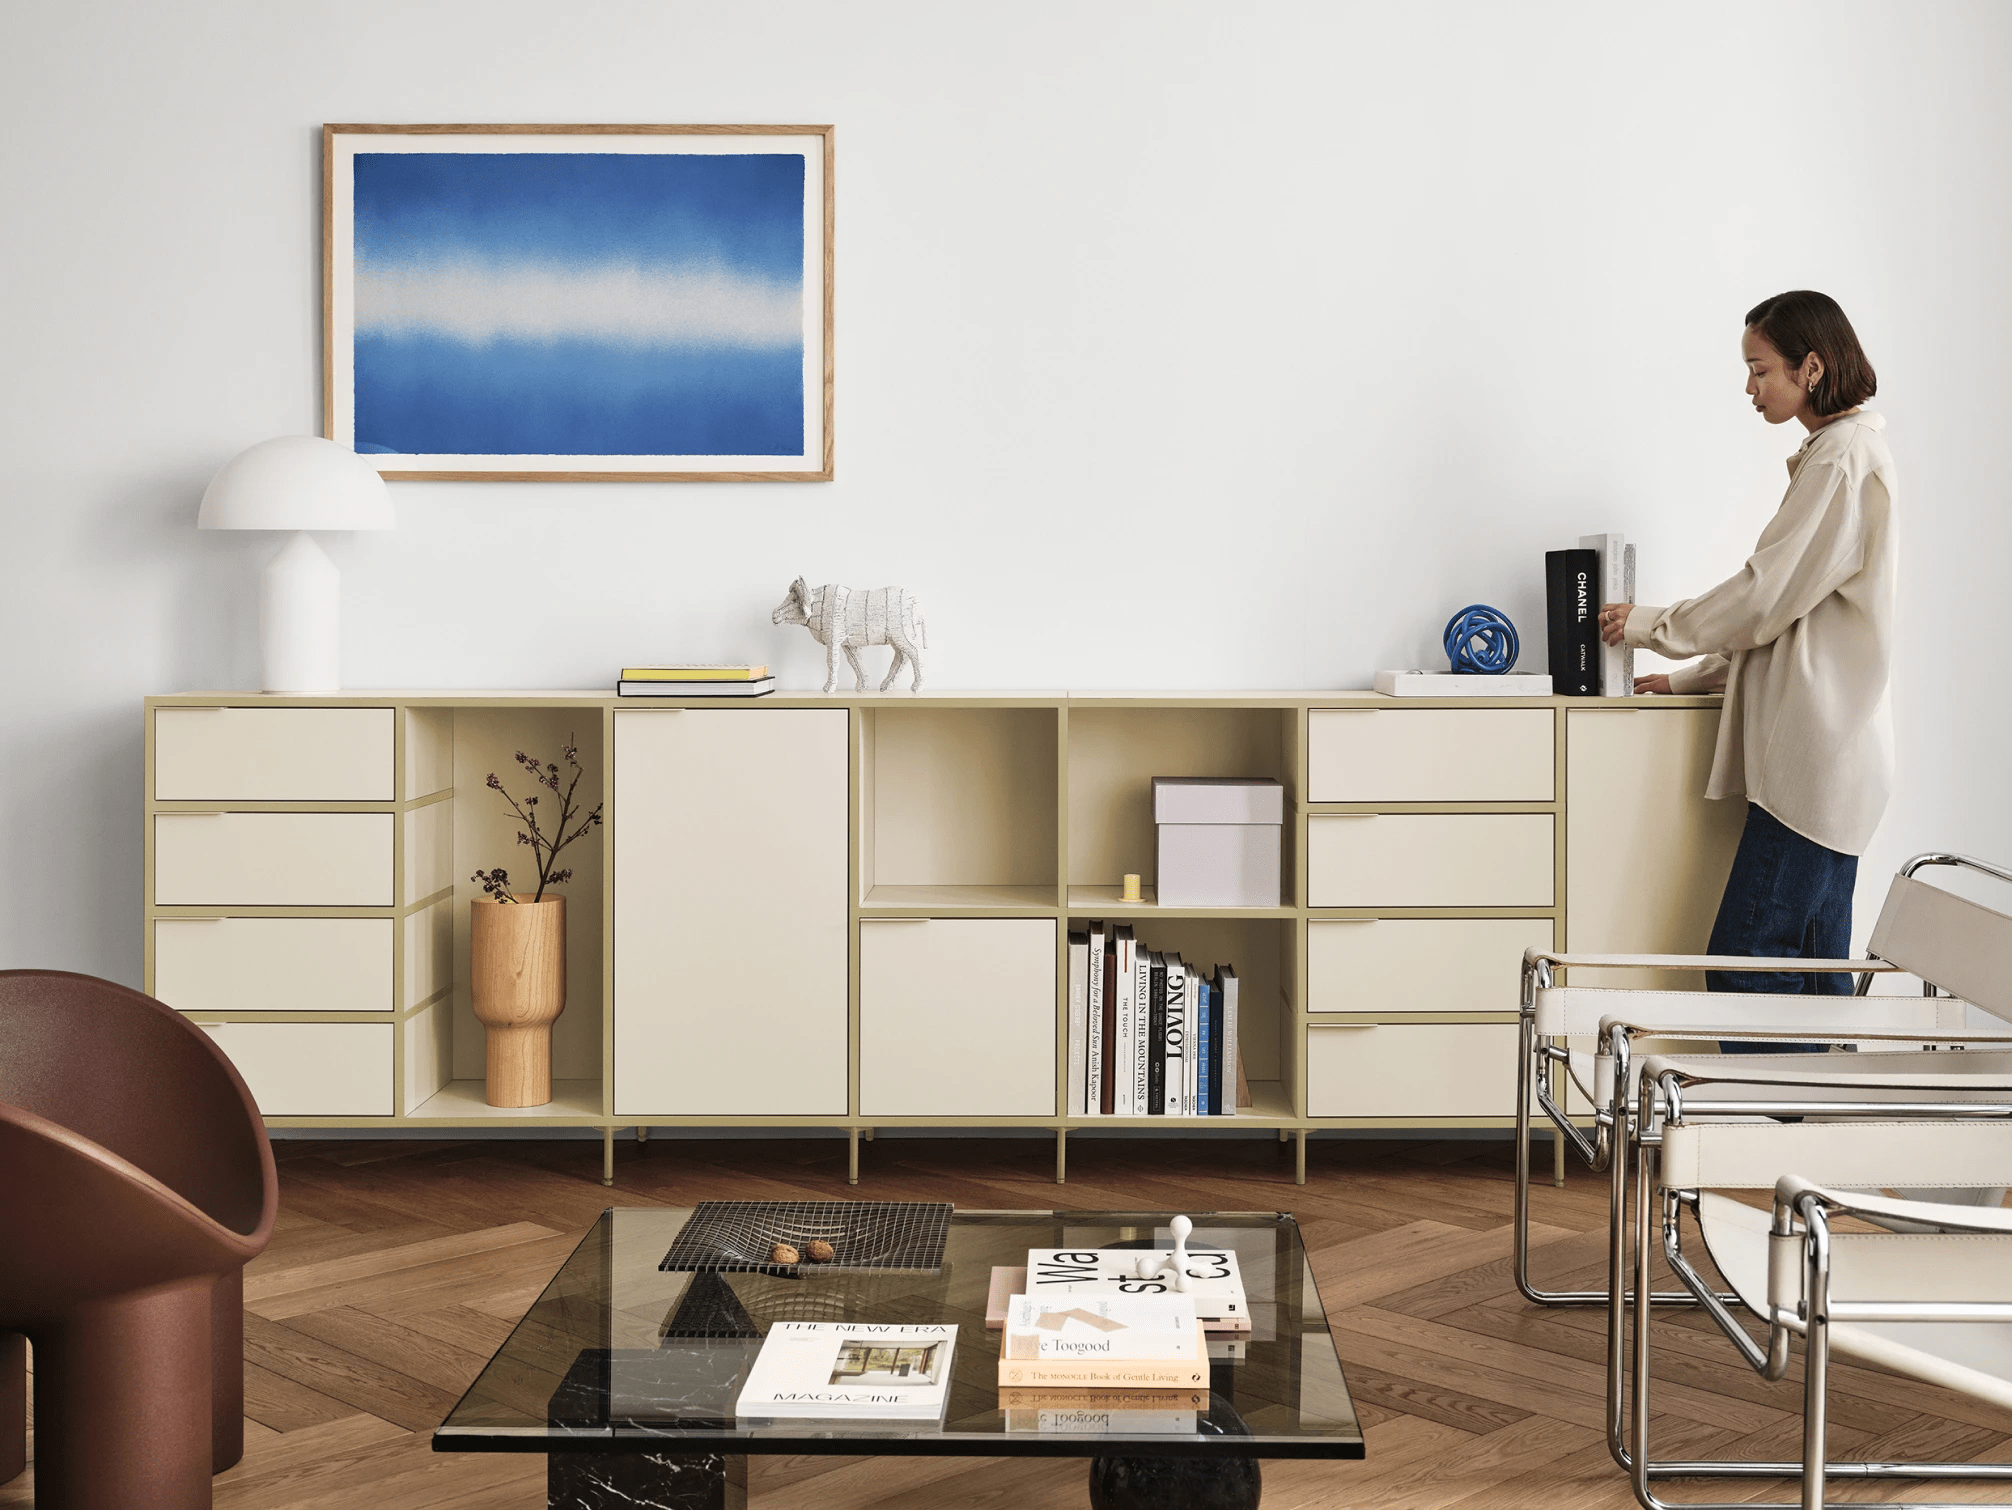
[613,709,850,1116]
[1565,707,1745,988]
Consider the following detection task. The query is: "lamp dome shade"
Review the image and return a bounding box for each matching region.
[198,436,395,531]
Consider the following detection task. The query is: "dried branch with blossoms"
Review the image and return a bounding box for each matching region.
[470,737,603,904]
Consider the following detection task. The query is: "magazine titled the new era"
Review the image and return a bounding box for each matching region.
[734,1322,957,1421]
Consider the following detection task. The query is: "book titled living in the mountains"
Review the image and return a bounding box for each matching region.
[734,1323,957,1420]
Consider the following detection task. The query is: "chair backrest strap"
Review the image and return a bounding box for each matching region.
[1869,872,2012,1021]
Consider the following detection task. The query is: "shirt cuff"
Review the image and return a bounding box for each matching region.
[1622,604,1661,649]
[1667,658,1725,695]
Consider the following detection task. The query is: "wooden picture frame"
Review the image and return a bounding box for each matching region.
[322,124,834,482]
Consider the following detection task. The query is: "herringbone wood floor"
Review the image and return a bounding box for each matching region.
[7,1134,2011,1508]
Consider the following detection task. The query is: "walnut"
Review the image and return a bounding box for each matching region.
[769,1242,800,1265]
[805,1239,835,1263]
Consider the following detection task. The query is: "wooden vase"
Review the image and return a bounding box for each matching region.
[469,894,566,1108]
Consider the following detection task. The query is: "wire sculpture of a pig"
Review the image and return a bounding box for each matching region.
[771,578,928,694]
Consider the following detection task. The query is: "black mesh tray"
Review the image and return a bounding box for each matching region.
[658,1199,953,1277]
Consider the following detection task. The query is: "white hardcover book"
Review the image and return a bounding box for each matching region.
[1066,930,1088,1117]
[1581,532,1633,697]
[1024,1245,1250,1330]
[1002,1293,1201,1361]
[1221,964,1240,1112]
[1175,962,1191,1119]
[1114,927,1136,1115]
[1133,947,1151,1116]
[1163,955,1186,1116]
[1623,543,1637,692]
[735,1322,957,1420]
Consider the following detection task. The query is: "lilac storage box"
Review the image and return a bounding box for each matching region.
[1152,777,1284,907]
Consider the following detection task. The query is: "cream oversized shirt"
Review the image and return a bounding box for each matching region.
[1624,411,1896,855]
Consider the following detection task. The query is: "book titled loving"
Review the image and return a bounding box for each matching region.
[734,1323,957,1420]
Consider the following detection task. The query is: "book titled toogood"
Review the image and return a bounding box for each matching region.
[734,1322,957,1421]
[1002,1293,1201,1362]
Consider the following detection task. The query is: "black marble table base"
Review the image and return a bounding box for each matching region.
[1088,1453,1262,1510]
[548,1451,746,1510]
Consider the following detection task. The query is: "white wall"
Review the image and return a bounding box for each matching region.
[3,0,2008,983]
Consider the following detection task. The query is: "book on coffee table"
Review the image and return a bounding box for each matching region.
[1023,1245,1251,1332]
[734,1322,956,1420]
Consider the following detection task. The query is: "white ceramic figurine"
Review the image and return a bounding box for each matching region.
[771,578,928,694]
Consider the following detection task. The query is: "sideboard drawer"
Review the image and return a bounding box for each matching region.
[201,1022,392,1116]
[1308,814,1554,908]
[155,917,394,1013]
[1307,1023,1518,1117]
[1307,917,1553,1013]
[155,707,394,801]
[154,812,394,906]
[860,918,1057,1117]
[1308,708,1553,803]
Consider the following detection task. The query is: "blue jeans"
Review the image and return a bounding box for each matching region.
[1706,804,1859,1052]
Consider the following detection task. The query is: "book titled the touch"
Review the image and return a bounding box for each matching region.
[734,1322,957,1420]
[1002,1294,1201,1362]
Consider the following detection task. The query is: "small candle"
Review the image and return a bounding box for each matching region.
[1121,873,1142,902]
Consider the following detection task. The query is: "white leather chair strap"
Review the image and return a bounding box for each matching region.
[1641,1049,2012,1091]
[1532,987,1957,1038]
[1869,873,2012,1022]
[1661,1120,2012,1191]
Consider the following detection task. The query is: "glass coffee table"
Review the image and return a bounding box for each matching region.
[434,1207,1362,1509]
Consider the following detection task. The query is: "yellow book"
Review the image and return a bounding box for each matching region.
[620,665,769,682]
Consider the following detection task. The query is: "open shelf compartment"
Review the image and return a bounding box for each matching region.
[1066,706,1295,906]
[858,706,1059,906]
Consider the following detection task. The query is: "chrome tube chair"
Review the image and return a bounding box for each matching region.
[1515,852,2012,1309]
[1631,1091,2012,1509]
[1596,855,2012,1500]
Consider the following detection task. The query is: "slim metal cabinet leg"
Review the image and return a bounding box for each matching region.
[1278,1127,1288,1144]
[638,1126,649,1146]
[1295,1129,1307,1185]
[1055,1128,1067,1184]
[848,1129,860,1185]
[602,1129,615,1187]
[1554,1127,1566,1188]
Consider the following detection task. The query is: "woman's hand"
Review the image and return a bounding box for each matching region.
[1597,602,1632,647]
[1633,673,1673,695]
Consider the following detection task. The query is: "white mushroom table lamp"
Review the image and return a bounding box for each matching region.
[198,436,394,692]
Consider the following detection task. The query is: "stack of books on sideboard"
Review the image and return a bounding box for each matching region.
[617,664,775,697]
[1067,923,1246,1117]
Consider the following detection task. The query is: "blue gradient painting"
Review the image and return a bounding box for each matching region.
[351,152,805,457]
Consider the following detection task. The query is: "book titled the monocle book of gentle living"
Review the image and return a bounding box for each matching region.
[734,1323,957,1421]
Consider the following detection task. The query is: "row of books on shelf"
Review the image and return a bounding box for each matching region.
[618,664,775,697]
[1067,923,1245,1118]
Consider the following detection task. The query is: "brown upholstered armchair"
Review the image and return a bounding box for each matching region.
[0,969,278,1510]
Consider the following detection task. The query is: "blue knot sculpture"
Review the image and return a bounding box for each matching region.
[1443,604,1519,675]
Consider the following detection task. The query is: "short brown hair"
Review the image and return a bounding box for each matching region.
[1744,290,1877,416]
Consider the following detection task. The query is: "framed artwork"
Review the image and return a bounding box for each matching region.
[322,124,833,481]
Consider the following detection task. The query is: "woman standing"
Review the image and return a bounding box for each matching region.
[1597,290,1894,1002]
